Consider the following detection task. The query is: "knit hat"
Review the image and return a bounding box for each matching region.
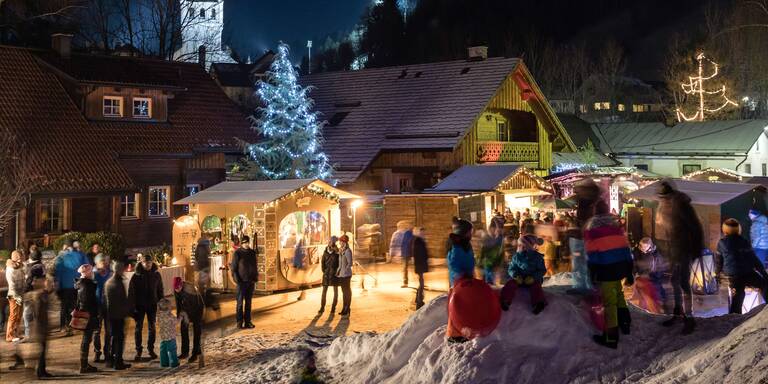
[638,237,655,253]
[452,219,473,237]
[158,298,172,311]
[329,235,338,243]
[519,234,543,251]
[749,209,761,220]
[173,276,184,292]
[339,234,350,243]
[722,218,741,236]
[78,264,93,278]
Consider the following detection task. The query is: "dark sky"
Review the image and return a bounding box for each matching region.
[224,0,370,62]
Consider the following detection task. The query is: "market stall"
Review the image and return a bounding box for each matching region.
[174,179,359,293]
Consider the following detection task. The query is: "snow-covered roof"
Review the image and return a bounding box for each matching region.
[428,164,520,192]
[628,179,758,205]
[174,179,358,204]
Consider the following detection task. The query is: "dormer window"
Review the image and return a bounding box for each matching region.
[103,96,123,117]
[133,97,152,118]
[200,8,205,18]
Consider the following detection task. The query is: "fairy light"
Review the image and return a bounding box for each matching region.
[676,52,738,122]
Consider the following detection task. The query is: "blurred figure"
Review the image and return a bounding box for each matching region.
[93,254,112,363]
[129,254,164,361]
[10,268,51,378]
[75,264,99,373]
[570,179,601,293]
[401,228,414,288]
[5,250,24,342]
[541,236,557,277]
[23,247,45,341]
[174,277,204,363]
[156,298,179,368]
[749,209,768,267]
[55,243,89,336]
[656,180,703,335]
[231,235,258,328]
[479,225,503,285]
[194,236,218,311]
[412,227,430,309]
[318,236,340,314]
[716,218,768,314]
[105,261,132,370]
[635,237,668,313]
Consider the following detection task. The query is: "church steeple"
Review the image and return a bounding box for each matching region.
[174,0,233,69]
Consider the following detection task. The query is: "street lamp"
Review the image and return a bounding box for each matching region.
[351,199,364,253]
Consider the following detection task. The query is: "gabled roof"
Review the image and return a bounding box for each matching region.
[173,179,358,204]
[429,165,521,192]
[629,179,757,206]
[301,57,574,184]
[593,120,768,155]
[210,51,274,87]
[1,45,254,194]
[557,113,600,148]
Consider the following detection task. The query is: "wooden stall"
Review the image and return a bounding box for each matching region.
[174,179,359,293]
[383,194,459,260]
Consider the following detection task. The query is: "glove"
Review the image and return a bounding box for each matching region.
[523,276,535,285]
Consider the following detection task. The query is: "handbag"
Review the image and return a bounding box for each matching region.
[69,309,91,331]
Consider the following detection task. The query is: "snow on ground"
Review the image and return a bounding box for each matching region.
[155,276,767,384]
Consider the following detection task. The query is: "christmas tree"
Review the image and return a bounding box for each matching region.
[675,52,738,122]
[240,43,333,181]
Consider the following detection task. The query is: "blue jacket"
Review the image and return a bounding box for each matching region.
[401,230,414,259]
[750,214,768,250]
[716,235,767,278]
[94,268,113,304]
[447,244,474,287]
[54,250,90,289]
[508,250,547,284]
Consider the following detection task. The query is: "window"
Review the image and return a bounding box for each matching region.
[211,8,216,19]
[120,193,139,219]
[763,163,767,176]
[188,7,194,18]
[148,186,170,217]
[39,198,63,233]
[132,97,152,118]
[632,104,649,113]
[183,184,200,213]
[745,164,752,174]
[682,164,701,175]
[398,178,411,193]
[617,104,625,112]
[497,121,509,142]
[594,102,610,111]
[103,96,123,117]
[199,8,205,18]
[579,104,587,114]
[634,164,649,171]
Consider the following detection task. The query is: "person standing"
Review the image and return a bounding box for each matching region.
[336,235,353,316]
[194,237,217,310]
[28,244,40,263]
[104,261,132,370]
[22,249,44,341]
[479,227,503,285]
[75,264,99,373]
[716,218,768,314]
[173,277,204,363]
[55,244,89,336]
[129,254,163,361]
[401,228,414,288]
[412,227,430,309]
[656,180,703,334]
[541,236,557,277]
[92,254,112,363]
[318,236,340,314]
[156,298,179,368]
[231,235,257,329]
[749,209,768,267]
[86,243,101,266]
[5,250,25,342]
[26,268,52,378]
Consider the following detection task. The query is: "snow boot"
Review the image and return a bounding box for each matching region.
[244,322,255,329]
[681,316,696,335]
[532,301,548,315]
[447,336,469,344]
[618,307,631,335]
[592,327,619,349]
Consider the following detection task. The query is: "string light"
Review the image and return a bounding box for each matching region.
[676,52,738,122]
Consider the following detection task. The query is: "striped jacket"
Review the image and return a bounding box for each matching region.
[584,214,634,282]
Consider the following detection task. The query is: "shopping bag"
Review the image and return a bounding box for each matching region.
[69,309,90,331]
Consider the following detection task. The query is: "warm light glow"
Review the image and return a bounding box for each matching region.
[171,257,178,265]
[676,52,738,122]
[351,199,364,210]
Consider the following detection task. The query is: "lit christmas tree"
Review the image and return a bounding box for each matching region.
[675,52,738,122]
[240,43,333,181]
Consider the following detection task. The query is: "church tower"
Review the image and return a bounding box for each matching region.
[174,0,233,68]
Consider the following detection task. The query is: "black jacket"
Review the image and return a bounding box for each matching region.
[76,277,99,316]
[231,247,258,284]
[105,274,133,320]
[174,281,204,323]
[412,237,429,274]
[194,240,211,271]
[321,248,340,287]
[716,235,768,278]
[129,262,164,310]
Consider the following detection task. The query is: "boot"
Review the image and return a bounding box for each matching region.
[617,307,632,335]
[661,315,680,327]
[592,327,619,349]
[80,359,98,373]
[681,316,696,335]
[37,370,54,378]
[8,354,24,370]
[133,351,142,362]
[148,350,158,360]
[532,301,548,315]
[114,360,131,370]
[188,353,199,363]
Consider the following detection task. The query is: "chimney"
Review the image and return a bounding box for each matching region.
[198,45,207,69]
[51,33,73,59]
[467,45,488,61]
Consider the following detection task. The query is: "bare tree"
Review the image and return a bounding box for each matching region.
[0,128,33,238]
[78,0,114,51]
[114,0,136,48]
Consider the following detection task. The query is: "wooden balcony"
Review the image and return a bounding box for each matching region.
[476,141,539,163]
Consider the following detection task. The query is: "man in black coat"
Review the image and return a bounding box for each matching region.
[104,262,132,370]
[716,218,768,314]
[412,227,430,309]
[231,236,258,329]
[173,277,204,363]
[128,255,163,361]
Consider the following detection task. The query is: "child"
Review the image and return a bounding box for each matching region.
[157,298,179,368]
[500,234,547,314]
[446,219,475,343]
[635,237,668,312]
[541,236,557,277]
[715,218,768,314]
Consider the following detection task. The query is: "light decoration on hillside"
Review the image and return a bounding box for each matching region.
[675,52,738,122]
[242,42,333,181]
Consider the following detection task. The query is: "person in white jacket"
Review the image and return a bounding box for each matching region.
[336,235,353,316]
[6,250,25,342]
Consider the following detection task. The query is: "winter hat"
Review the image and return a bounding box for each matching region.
[158,298,172,311]
[749,209,761,220]
[722,218,741,236]
[638,237,656,253]
[94,253,106,264]
[339,234,350,243]
[452,219,473,237]
[329,235,338,244]
[78,263,93,278]
[656,180,675,197]
[173,276,184,292]
[519,234,543,251]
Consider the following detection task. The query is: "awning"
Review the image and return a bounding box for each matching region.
[628,179,758,206]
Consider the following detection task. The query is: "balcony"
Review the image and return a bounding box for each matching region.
[476,141,539,163]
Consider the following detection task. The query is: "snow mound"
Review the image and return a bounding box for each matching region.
[543,272,575,287]
[317,288,767,384]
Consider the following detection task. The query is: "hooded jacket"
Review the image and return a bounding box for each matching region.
[231,247,258,284]
[105,273,133,320]
[508,249,547,284]
[716,234,768,278]
[750,214,768,250]
[174,281,204,323]
[584,214,634,282]
[129,262,164,310]
[54,250,90,290]
[447,239,475,287]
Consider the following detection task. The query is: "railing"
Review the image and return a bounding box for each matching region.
[476,141,539,163]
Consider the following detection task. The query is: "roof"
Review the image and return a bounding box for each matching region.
[428,164,520,192]
[1,45,254,194]
[552,151,620,168]
[629,179,758,205]
[210,51,274,87]
[301,57,571,184]
[174,179,359,204]
[557,114,600,147]
[593,120,768,155]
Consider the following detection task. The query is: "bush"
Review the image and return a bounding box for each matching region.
[0,249,10,264]
[145,243,172,266]
[52,231,126,261]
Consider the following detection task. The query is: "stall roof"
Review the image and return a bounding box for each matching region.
[174,179,359,204]
[428,164,521,193]
[628,179,758,206]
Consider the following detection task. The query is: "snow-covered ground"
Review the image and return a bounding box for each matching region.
[154,275,767,384]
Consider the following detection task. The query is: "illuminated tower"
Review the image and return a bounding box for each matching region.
[174,0,233,68]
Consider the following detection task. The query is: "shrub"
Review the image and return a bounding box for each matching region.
[0,249,10,264]
[52,231,126,261]
[52,232,84,253]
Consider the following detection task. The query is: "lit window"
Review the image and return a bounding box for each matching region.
[601,102,610,110]
[618,104,625,111]
[682,164,701,175]
[133,97,152,118]
[183,184,200,213]
[103,96,123,117]
[200,8,205,18]
[38,198,63,233]
[121,193,139,219]
[593,102,601,110]
[579,104,587,113]
[148,186,170,217]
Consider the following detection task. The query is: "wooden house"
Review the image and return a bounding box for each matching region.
[301,47,576,193]
[0,35,255,251]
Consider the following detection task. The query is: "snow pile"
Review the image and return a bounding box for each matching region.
[317,288,767,384]
[543,272,575,287]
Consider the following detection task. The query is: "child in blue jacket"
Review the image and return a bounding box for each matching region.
[447,219,475,287]
[500,234,547,314]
